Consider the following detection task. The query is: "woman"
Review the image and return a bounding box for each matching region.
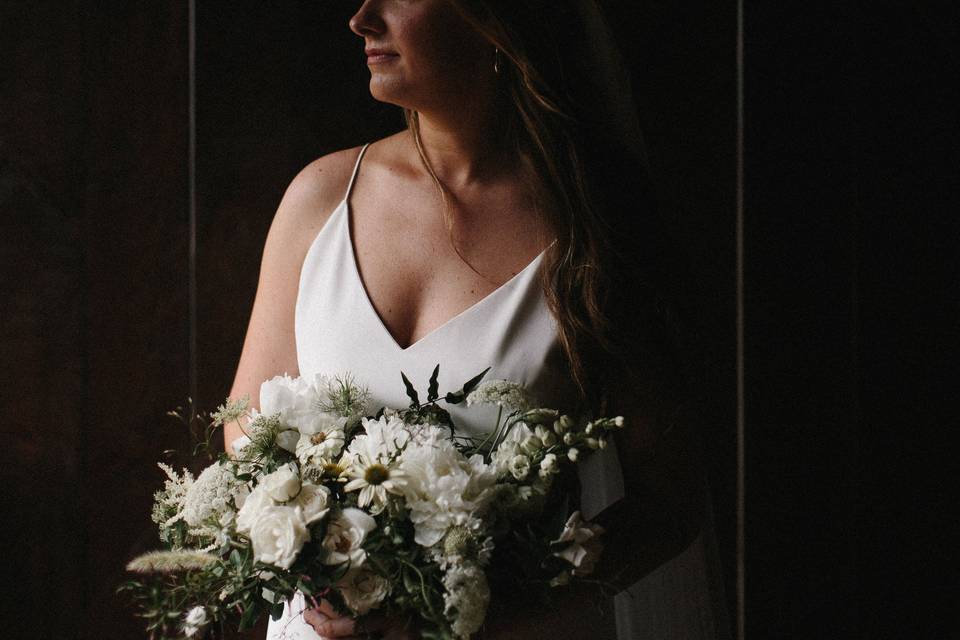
[225,0,721,638]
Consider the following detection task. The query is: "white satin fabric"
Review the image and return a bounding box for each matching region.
[264,144,727,639]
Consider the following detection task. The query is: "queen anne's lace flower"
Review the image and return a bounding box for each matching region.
[211,395,249,426]
[182,461,241,527]
[442,562,490,639]
[465,380,533,412]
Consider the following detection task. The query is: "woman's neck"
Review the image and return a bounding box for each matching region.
[411,91,513,189]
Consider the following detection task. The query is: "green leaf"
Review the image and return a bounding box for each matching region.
[402,568,420,595]
[444,390,465,404]
[427,364,440,402]
[296,579,314,596]
[271,601,286,621]
[400,371,420,407]
[238,599,262,630]
[461,367,491,395]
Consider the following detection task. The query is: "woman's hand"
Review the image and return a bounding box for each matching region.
[302,599,419,640]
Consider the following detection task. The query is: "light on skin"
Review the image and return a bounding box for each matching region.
[349,0,512,189]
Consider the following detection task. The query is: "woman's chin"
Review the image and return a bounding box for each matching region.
[368,81,411,109]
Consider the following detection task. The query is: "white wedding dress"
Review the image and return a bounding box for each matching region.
[264,144,729,639]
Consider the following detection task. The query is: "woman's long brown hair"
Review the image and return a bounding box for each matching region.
[406,0,690,417]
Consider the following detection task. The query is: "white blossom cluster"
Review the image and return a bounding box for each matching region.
[465,379,534,411]
[442,561,490,639]
[133,370,623,640]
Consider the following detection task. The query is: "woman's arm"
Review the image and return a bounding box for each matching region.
[222,149,359,455]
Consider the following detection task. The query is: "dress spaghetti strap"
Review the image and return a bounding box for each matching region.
[344,143,370,203]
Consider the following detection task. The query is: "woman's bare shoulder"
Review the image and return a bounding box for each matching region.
[272,144,366,238]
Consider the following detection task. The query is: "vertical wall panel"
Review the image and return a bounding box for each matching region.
[743,2,860,637]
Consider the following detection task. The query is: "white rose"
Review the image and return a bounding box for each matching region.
[260,463,301,502]
[322,507,377,566]
[235,484,274,535]
[508,454,530,481]
[337,567,391,615]
[552,511,605,576]
[291,482,330,524]
[249,505,310,569]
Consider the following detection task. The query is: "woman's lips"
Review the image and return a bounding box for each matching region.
[365,49,398,65]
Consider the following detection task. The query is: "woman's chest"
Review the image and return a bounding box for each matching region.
[294,201,574,435]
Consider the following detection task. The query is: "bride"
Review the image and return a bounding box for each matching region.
[225,0,720,638]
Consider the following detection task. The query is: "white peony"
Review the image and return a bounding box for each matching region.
[352,415,411,459]
[401,430,497,547]
[260,463,301,502]
[337,567,391,615]
[442,562,490,639]
[322,508,377,566]
[248,505,310,569]
[257,374,324,452]
[552,511,605,576]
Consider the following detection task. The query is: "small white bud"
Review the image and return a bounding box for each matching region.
[540,453,559,474]
[535,425,557,447]
[597,437,608,450]
[521,435,543,455]
[585,437,600,450]
[567,448,580,462]
[563,432,576,446]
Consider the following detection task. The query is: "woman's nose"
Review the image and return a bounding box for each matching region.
[349,1,385,37]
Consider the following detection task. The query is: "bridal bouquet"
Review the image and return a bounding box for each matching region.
[120,366,623,639]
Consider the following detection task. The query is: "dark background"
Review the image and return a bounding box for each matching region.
[2,1,954,639]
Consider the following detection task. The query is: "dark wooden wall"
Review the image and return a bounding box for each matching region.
[5,1,740,638]
[743,2,957,638]
[2,1,190,638]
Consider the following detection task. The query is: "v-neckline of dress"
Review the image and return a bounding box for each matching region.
[341,196,551,353]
